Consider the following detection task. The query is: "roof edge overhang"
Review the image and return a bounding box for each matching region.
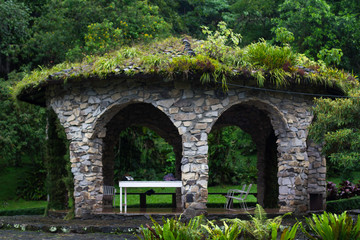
[17,72,347,107]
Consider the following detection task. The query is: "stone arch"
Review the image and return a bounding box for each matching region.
[98,102,183,207]
[208,98,289,208]
[211,98,289,133]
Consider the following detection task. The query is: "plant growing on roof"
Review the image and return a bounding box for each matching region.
[273,27,295,46]
[244,39,296,87]
[198,21,242,61]
[317,48,343,67]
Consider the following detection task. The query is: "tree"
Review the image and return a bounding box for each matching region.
[274,0,360,72]
[0,77,46,167]
[208,126,257,186]
[0,0,31,77]
[24,0,111,66]
[181,0,230,37]
[309,91,360,179]
[226,0,283,45]
[274,0,336,57]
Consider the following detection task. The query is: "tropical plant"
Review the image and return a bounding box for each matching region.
[137,215,204,240]
[228,204,294,240]
[202,220,241,240]
[300,211,360,240]
[280,222,300,240]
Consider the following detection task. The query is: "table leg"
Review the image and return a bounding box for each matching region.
[120,187,122,213]
[140,193,146,209]
[125,187,127,213]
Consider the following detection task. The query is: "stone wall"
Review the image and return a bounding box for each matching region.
[46,78,325,217]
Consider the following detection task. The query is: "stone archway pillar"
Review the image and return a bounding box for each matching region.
[70,139,104,217]
[277,126,310,212]
[181,132,209,217]
[307,140,326,210]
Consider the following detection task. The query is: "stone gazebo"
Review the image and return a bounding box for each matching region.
[17,38,340,217]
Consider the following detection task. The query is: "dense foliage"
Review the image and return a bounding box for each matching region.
[114,126,176,181]
[309,92,360,178]
[138,205,301,240]
[208,126,257,186]
[0,77,46,167]
[138,209,360,240]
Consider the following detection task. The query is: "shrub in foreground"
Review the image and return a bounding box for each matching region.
[138,204,299,240]
[301,211,360,240]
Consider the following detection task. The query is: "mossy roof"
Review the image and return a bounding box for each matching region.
[15,36,358,106]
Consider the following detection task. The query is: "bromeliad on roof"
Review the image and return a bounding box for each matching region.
[15,36,358,106]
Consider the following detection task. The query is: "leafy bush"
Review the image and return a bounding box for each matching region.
[228,204,296,240]
[327,196,360,213]
[202,220,241,240]
[198,21,242,61]
[137,215,204,240]
[300,211,360,240]
[16,162,47,200]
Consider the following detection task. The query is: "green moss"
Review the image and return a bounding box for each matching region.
[13,35,358,100]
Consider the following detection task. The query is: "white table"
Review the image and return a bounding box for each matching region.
[119,181,182,213]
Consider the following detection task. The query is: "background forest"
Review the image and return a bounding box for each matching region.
[1,0,360,204]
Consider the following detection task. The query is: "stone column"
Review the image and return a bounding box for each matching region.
[307,140,326,210]
[70,138,104,217]
[277,109,310,213]
[182,132,209,218]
